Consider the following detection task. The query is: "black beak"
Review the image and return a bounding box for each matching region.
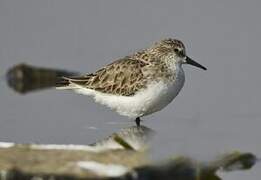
[185,56,207,70]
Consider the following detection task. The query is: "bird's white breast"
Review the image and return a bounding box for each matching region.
[74,66,185,119]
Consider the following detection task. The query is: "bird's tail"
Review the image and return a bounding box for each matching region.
[55,77,81,90]
[55,77,71,89]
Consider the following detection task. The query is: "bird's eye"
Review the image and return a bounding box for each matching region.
[174,48,179,53]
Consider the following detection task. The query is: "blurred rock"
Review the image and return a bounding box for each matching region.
[6,63,78,94]
[0,126,150,180]
[0,125,258,180]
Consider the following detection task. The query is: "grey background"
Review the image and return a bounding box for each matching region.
[0,0,261,179]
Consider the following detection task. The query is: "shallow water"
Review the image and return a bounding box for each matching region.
[1,1,261,179]
[1,63,260,180]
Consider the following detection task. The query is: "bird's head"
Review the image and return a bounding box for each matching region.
[150,38,207,70]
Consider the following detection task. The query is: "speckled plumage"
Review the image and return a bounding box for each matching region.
[63,39,186,96]
[64,58,148,96]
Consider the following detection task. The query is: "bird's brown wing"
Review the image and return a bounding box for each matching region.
[64,58,149,96]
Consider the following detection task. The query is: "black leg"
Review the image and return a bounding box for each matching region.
[135,117,141,127]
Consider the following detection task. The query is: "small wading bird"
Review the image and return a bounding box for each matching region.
[57,39,207,126]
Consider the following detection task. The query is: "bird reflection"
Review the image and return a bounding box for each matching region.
[90,125,155,151]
